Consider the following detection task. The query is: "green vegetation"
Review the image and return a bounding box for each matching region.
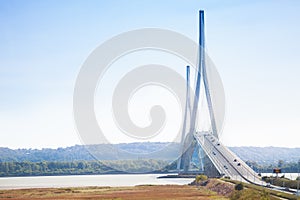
[234,183,244,191]
[195,174,208,183]
[192,176,292,200]
[0,160,169,177]
[262,176,300,189]
[223,178,299,200]
[230,188,272,200]
[246,159,300,173]
[231,183,273,200]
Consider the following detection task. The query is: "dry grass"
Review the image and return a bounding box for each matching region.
[0,185,229,200]
[205,179,235,197]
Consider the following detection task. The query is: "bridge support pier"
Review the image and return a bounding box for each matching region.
[203,155,220,178]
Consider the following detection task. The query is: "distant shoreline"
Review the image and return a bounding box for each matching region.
[0,171,175,178]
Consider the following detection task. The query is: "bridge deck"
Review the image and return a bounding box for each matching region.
[194,132,265,186]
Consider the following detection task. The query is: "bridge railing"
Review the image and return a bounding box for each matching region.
[194,132,265,186]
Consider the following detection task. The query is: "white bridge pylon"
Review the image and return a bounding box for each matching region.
[177,10,219,175]
[177,10,263,185]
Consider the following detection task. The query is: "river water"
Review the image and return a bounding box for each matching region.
[1,173,298,190]
[261,173,299,180]
[0,174,194,189]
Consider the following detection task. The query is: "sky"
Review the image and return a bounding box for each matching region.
[0,0,300,149]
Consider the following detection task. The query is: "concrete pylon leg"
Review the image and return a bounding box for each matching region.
[203,155,220,177]
[182,138,197,172]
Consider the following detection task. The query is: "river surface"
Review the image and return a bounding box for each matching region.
[261,173,299,180]
[1,173,298,190]
[0,174,194,189]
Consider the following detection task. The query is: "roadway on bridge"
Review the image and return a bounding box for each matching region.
[194,132,265,186]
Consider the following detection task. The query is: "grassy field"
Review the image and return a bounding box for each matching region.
[0,185,228,200]
[222,178,300,200]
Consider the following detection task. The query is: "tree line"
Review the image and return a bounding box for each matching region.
[0,159,299,177]
[246,159,300,173]
[0,159,169,177]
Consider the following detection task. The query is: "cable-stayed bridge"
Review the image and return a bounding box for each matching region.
[194,131,264,185]
[176,10,264,186]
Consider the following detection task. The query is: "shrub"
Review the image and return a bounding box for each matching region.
[234,183,244,191]
[195,174,208,183]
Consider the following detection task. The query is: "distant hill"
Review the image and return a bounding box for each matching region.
[0,143,179,162]
[1,143,299,165]
[229,146,300,165]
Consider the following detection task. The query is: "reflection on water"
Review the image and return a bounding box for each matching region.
[0,174,194,189]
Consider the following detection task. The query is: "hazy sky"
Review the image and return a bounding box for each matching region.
[0,0,300,149]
